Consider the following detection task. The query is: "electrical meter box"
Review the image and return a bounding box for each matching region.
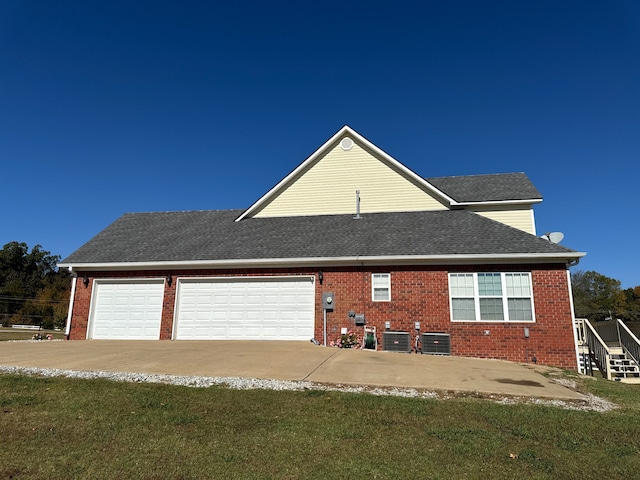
[322,292,335,311]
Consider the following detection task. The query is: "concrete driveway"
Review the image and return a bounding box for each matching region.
[0,340,583,400]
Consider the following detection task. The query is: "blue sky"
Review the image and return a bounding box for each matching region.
[1,1,638,288]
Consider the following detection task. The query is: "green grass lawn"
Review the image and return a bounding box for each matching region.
[0,328,66,341]
[1,371,639,479]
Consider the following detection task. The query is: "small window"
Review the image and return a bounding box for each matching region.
[372,273,391,302]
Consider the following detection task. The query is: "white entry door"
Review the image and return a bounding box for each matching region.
[174,277,315,340]
[89,280,164,339]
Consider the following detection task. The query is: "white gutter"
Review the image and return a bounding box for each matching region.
[452,198,543,207]
[58,251,586,272]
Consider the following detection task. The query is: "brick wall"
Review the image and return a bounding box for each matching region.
[68,263,577,369]
[314,264,576,369]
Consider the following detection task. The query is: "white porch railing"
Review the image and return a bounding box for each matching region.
[576,318,640,382]
[582,318,612,380]
[618,319,640,367]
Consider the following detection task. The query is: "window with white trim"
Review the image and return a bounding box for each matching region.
[372,273,391,302]
[449,272,534,322]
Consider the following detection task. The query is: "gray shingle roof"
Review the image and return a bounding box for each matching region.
[426,173,542,203]
[60,209,578,265]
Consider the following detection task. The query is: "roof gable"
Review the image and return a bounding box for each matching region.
[236,126,453,221]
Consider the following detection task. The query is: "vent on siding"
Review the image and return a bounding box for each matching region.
[340,137,354,151]
[383,331,411,353]
[421,333,451,355]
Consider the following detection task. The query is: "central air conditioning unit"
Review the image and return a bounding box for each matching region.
[382,331,411,353]
[421,333,451,355]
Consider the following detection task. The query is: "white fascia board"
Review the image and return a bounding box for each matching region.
[342,127,457,205]
[452,199,543,207]
[235,126,349,221]
[235,126,456,221]
[58,251,586,272]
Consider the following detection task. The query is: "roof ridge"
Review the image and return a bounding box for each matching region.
[122,208,245,215]
[426,172,526,180]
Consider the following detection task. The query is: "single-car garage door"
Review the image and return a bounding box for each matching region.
[89,280,165,340]
[174,277,315,340]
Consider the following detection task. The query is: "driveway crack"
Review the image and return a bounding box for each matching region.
[302,349,340,381]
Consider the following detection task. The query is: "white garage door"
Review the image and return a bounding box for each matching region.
[89,280,164,340]
[174,277,315,340]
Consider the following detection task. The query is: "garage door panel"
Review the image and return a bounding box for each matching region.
[262,325,278,335]
[278,327,295,336]
[194,326,212,336]
[127,327,143,337]
[247,294,263,305]
[228,326,244,336]
[107,327,126,337]
[279,293,296,303]
[210,326,227,336]
[89,281,164,340]
[175,278,314,340]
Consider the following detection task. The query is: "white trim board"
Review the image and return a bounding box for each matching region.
[61,251,586,272]
[235,125,456,221]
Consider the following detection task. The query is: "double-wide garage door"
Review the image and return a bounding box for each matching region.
[174,277,315,340]
[88,277,315,340]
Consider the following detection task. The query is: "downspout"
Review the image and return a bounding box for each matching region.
[65,267,77,339]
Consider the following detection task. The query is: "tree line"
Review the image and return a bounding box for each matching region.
[0,242,70,330]
[571,270,640,322]
[1,242,638,330]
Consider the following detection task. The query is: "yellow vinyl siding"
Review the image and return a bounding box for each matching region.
[252,139,448,217]
[467,205,535,234]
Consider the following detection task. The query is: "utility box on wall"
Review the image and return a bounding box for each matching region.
[322,292,335,311]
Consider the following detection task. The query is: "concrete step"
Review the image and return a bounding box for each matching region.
[616,377,640,384]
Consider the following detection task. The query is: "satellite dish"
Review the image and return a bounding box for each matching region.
[541,232,564,244]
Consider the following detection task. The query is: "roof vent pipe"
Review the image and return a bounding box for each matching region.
[354,190,361,219]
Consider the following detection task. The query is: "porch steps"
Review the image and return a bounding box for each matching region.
[609,352,640,384]
[575,318,640,383]
[577,345,600,374]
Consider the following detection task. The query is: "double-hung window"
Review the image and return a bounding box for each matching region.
[372,273,391,302]
[449,272,534,322]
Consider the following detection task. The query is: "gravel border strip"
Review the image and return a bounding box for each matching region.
[0,365,617,412]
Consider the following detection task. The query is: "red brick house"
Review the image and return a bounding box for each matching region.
[59,126,585,369]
